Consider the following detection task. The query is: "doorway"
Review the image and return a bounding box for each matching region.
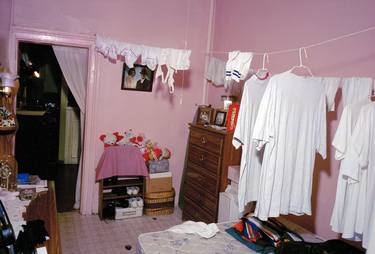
[10,27,98,215]
[16,42,80,212]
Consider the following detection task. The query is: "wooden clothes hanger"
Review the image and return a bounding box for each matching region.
[255,53,270,80]
[288,47,314,77]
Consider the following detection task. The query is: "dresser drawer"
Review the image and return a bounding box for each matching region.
[188,144,220,176]
[182,195,216,223]
[189,128,223,154]
[184,181,217,216]
[185,162,218,196]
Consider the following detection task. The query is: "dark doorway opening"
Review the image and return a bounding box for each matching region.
[16,42,79,212]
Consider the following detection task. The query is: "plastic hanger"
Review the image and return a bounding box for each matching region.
[288,47,313,77]
[255,53,270,80]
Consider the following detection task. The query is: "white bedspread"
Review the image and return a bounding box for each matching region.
[137,219,324,254]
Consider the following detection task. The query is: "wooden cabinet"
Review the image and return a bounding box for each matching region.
[182,124,241,223]
[24,181,61,254]
[0,67,19,190]
[98,176,145,219]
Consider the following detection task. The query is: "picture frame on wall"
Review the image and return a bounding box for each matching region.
[121,63,154,92]
[196,105,214,125]
[214,109,227,127]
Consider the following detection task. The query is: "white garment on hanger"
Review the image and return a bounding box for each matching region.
[225,51,253,84]
[232,75,269,213]
[330,99,370,240]
[352,103,375,249]
[252,71,327,221]
[367,207,375,253]
[341,77,373,107]
[205,57,225,86]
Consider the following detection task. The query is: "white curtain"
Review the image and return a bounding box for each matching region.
[52,45,88,209]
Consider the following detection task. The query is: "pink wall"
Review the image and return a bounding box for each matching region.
[12,0,213,212]
[211,0,375,239]
[0,0,11,67]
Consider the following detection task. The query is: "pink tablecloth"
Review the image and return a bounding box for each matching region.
[95,145,149,181]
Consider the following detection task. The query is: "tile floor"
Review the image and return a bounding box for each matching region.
[58,209,183,254]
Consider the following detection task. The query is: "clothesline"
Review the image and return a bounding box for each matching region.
[206,26,375,56]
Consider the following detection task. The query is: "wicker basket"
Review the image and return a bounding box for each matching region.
[144,188,175,216]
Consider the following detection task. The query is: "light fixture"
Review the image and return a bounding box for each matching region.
[33,71,40,78]
[0,72,18,88]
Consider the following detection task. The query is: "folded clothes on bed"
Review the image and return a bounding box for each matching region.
[167,221,219,238]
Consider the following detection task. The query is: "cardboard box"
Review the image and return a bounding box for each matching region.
[146,172,172,193]
[115,207,143,220]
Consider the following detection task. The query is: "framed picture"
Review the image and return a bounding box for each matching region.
[196,106,214,125]
[121,63,154,92]
[214,109,227,127]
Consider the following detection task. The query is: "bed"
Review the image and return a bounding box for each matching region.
[136,219,324,254]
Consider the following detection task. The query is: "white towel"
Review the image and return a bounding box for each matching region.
[167,221,219,238]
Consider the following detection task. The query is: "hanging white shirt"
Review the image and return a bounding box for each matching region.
[232,75,269,213]
[352,103,375,249]
[330,99,370,239]
[252,71,327,221]
[366,204,375,253]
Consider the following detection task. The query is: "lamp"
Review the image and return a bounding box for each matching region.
[0,72,18,95]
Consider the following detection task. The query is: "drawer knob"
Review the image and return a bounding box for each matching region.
[200,137,207,144]
[200,155,205,161]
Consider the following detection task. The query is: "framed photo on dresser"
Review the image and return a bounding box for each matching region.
[196,105,214,125]
[214,109,227,127]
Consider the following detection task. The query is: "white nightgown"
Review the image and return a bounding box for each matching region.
[352,103,375,249]
[232,75,269,213]
[252,71,327,221]
[330,99,370,239]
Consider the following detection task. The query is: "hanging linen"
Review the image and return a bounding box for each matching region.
[252,71,327,221]
[351,103,375,250]
[232,75,269,214]
[330,99,370,240]
[96,35,141,67]
[205,57,225,86]
[341,77,373,107]
[52,45,88,209]
[95,35,191,94]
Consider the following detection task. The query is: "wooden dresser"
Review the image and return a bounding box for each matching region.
[182,124,241,223]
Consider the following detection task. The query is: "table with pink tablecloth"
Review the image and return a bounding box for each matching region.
[95,145,148,181]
